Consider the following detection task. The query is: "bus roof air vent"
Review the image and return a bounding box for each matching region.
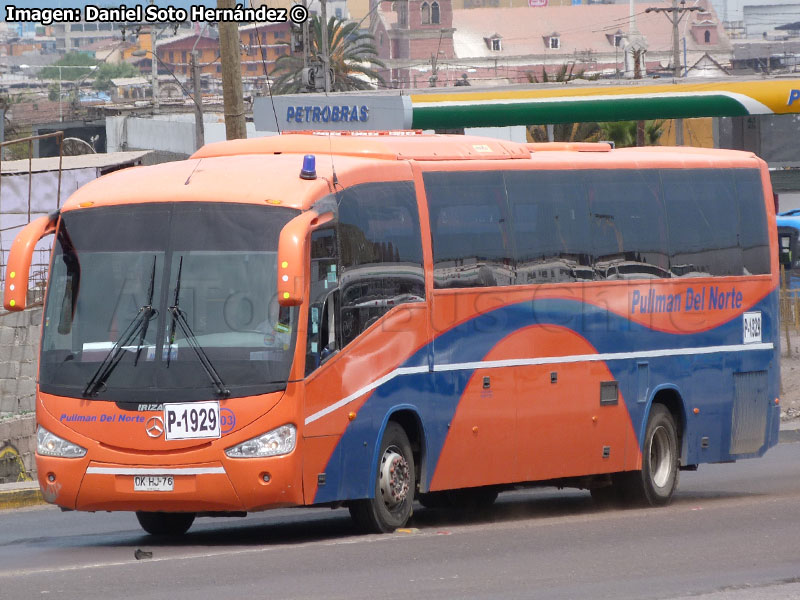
[527,142,613,152]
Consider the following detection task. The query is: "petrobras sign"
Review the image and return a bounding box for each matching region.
[254,93,411,132]
[286,104,369,124]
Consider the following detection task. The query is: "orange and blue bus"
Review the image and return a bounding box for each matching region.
[777,210,800,289]
[3,133,780,535]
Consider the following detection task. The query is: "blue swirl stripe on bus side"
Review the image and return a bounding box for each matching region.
[312,291,779,504]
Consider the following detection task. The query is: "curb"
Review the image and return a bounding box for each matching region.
[0,484,44,510]
[779,428,800,444]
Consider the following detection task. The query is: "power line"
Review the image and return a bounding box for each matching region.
[645,0,703,76]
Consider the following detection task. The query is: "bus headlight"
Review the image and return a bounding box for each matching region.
[225,424,296,458]
[37,426,87,458]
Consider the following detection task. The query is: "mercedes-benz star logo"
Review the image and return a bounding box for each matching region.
[145,416,164,439]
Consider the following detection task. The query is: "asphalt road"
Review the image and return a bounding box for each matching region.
[2,442,800,600]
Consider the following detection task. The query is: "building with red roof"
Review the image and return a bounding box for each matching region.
[372,0,732,88]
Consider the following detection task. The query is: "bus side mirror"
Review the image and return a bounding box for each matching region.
[3,214,57,311]
[277,210,320,307]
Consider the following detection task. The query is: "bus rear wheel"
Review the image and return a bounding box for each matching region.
[619,404,680,506]
[136,511,195,536]
[349,422,415,533]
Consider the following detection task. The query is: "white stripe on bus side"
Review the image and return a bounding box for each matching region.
[432,342,775,372]
[304,366,428,425]
[303,343,774,426]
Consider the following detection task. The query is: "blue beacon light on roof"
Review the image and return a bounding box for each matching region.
[300,154,317,180]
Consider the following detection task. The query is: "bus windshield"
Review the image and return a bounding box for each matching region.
[40,202,300,403]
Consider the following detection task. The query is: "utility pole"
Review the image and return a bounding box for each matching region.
[646,0,702,78]
[320,0,331,93]
[148,1,159,111]
[191,52,205,151]
[302,0,309,73]
[217,0,247,139]
[646,0,701,145]
[624,0,647,146]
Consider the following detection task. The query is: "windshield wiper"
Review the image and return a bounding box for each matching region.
[83,256,158,397]
[167,257,230,397]
[134,256,158,366]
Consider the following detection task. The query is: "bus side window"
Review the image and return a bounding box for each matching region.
[424,171,514,289]
[587,169,670,280]
[735,169,770,275]
[662,169,742,277]
[306,227,339,375]
[337,181,425,346]
[505,170,592,284]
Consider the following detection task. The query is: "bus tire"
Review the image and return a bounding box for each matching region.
[349,422,415,533]
[136,511,195,536]
[620,404,680,506]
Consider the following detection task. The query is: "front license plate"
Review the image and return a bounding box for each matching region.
[164,401,221,441]
[134,475,174,492]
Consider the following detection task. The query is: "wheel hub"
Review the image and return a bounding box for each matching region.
[379,449,410,508]
[650,425,673,489]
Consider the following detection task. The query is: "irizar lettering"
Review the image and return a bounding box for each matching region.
[631,285,743,314]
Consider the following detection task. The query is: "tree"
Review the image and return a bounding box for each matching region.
[599,120,665,147]
[92,62,141,91]
[272,16,385,93]
[528,122,602,143]
[526,62,597,84]
[0,93,32,160]
[38,52,98,81]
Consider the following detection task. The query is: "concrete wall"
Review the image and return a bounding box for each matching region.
[0,307,40,416]
[0,307,41,483]
[107,114,265,157]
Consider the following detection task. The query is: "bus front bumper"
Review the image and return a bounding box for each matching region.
[37,455,304,513]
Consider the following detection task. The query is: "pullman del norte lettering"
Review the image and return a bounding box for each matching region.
[631,286,744,314]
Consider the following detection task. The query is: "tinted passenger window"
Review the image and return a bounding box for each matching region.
[735,169,770,275]
[505,171,593,283]
[588,170,670,279]
[425,171,513,289]
[662,170,742,276]
[337,181,425,346]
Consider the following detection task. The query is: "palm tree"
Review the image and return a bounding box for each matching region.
[599,120,665,147]
[528,122,602,143]
[272,16,385,94]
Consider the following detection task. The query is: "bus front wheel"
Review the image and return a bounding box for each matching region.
[349,422,415,533]
[620,404,680,506]
[136,511,195,536]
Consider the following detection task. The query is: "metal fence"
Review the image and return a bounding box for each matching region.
[0,132,64,313]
